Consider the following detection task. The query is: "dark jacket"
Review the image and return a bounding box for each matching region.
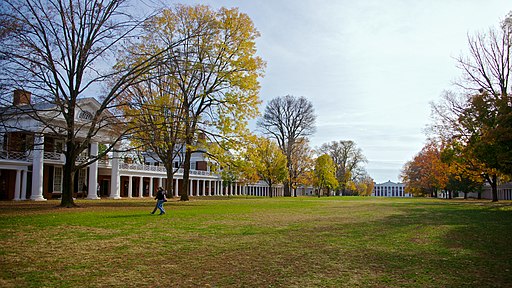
[155,189,166,200]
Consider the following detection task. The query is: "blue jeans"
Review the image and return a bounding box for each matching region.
[156,200,166,214]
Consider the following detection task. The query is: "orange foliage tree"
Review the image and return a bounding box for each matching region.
[401,141,449,197]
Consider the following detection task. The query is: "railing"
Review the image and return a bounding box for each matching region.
[119,163,167,173]
[0,150,29,161]
[118,163,213,176]
[43,151,64,161]
[98,159,110,167]
[76,153,88,163]
[1,149,214,176]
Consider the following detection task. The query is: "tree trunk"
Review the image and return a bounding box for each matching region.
[283,182,291,197]
[483,174,498,202]
[60,157,76,207]
[464,192,467,199]
[180,147,191,201]
[490,174,498,202]
[60,139,77,207]
[165,166,174,197]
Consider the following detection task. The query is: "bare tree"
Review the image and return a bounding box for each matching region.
[318,140,367,195]
[0,0,157,207]
[257,95,316,196]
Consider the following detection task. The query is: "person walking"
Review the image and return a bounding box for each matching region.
[151,187,167,215]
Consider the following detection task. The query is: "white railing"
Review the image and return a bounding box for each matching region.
[119,163,167,173]
[76,153,88,163]
[189,169,212,176]
[43,151,64,161]
[119,163,213,176]
[0,150,29,161]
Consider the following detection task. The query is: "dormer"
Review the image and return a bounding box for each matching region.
[75,98,98,122]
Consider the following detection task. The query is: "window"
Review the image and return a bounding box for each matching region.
[53,167,62,193]
[77,169,86,192]
[79,110,93,120]
[54,139,64,153]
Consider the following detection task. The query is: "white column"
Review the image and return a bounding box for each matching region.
[139,177,144,198]
[202,180,206,196]
[128,176,133,198]
[110,151,121,199]
[196,179,200,196]
[14,169,21,201]
[87,142,99,200]
[190,179,193,196]
[174,178,179,197]
[208,180,212,196]
[31,134,45,201]
[20,170,27,200]
[149,177,154,198]
[159,178,163,189]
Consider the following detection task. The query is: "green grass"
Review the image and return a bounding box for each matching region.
[0,197,511,287]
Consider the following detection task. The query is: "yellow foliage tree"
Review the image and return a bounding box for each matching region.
[116,4,265,200]
[313,154,338,197]
[246,137,288,197]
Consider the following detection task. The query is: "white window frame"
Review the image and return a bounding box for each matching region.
[53,167,63,193]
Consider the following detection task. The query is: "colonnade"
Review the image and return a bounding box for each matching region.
[115,175,284,198]
[9,139,284,200]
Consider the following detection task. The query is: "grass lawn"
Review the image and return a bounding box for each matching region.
[0,196,511,287]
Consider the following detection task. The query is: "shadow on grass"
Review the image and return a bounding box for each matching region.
[361,202,512,287]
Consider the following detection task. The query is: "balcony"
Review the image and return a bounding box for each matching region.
[119,163,167,173]
[43,151,65,163]
[0,150,65,163]
[0,150,29,162]
[118,163,215,177]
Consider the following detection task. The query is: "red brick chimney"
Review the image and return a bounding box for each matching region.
[13,89,31,106]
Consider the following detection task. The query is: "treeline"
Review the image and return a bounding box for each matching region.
[401,12,512,202]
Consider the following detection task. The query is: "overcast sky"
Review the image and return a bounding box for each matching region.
[161,0,509,183]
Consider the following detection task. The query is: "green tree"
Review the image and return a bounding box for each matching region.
[313,154,338,197]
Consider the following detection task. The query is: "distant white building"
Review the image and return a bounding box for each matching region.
[461,182,512,200]
[372,181,412,197]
